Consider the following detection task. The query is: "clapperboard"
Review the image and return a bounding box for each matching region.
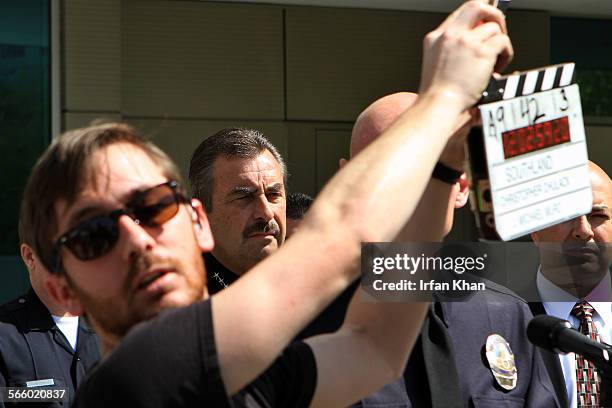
[469,63,592,241]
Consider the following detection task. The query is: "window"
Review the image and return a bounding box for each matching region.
[0,0,52,300]
[551,18,612,118]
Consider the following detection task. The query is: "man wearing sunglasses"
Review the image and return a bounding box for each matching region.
[21,1,512,406]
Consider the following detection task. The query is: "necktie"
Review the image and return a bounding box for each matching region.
[572,301,602,408]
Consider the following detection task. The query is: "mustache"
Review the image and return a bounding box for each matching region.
[242,219,281,239]
[125,253,175,294]
[560,242,600,253]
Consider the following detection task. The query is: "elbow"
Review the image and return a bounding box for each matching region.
[384,354,407,383]
[353,325,408,385]
[368,356,404,392]
[371,332,412,384]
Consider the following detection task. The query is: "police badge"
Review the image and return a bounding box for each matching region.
[485,334,518,390]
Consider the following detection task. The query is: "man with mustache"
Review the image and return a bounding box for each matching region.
[22,1,513,406]
[189,128,287,294]
[529,161,612,408]
[189,129,356,339]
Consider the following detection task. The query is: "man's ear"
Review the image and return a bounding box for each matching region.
[45,274,83,315]
[454,173,470,209]
[190,199,214,252]
[338,158,348,169]
[20,244,35,272]
[530,232,541,246]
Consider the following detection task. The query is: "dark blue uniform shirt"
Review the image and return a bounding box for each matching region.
[0,288,100,407]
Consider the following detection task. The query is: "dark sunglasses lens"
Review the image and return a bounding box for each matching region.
[134,184,180,226]
[66,216,119,261]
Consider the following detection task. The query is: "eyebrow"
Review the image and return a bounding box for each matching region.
[229,186,257,198]
[227,183,284,198]
[592,203,609,212]
[266,183,284,193]
[66,205,109,229]
[64,183,164,230]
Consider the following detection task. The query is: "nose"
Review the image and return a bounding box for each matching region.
[117,214,156,261]
[570,215,594,241]
[253,194,275,222]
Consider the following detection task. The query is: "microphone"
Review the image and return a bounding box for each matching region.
[527,315,611,373]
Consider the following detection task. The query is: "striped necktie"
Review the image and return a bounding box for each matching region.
[571,301,602,408]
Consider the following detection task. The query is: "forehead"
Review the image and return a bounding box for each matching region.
[212,150,284,191]
[56,143,168,221]
[591,173,612,206]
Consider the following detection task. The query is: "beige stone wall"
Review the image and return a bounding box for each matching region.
[62,1,556,240]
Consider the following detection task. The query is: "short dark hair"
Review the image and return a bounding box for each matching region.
[286,192,313,220]
[19,122,181,273]
[188,127,287,212]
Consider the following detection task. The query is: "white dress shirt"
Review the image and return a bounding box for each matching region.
[52,315,80,350]
[537,269,612,408]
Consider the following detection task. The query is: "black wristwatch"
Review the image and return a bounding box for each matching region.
[432,161,462,185]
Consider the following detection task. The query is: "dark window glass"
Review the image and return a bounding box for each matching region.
[0,0,51,300]
[0,0,50,254]
[551,18,612,117]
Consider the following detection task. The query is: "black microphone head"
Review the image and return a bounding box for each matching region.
[527,315,572,350]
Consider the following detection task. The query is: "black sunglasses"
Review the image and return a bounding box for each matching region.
[50,180,188,272]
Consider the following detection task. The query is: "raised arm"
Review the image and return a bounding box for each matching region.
[306,3,513,405]
[212,0,513,396]
[398,120,472,242]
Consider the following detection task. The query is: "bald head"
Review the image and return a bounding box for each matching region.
[350,92,419,157]
[348,92,468,238]
[589,160,612,199]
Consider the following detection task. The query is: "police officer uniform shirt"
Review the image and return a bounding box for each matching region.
[0,288,101,407]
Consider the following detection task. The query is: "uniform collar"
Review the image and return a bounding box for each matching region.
[204,253,240,294]
[431,298,448,327]
[20,288,57,332]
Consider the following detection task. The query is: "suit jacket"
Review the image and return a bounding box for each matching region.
[356,280,561,408]
[0,289,101,407]
[529,300,612,408]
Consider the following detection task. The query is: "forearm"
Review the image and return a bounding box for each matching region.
[304,94,466,260]
[307,91,464,248]
[214,227,359,395]
[308,292,429,408]
[398,178,456,242]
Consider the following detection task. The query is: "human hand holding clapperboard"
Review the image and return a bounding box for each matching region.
[465,1,591,241]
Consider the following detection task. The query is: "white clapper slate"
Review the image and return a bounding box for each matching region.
[477,63,591,241]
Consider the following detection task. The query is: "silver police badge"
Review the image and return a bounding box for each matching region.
[485,334,517,390]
